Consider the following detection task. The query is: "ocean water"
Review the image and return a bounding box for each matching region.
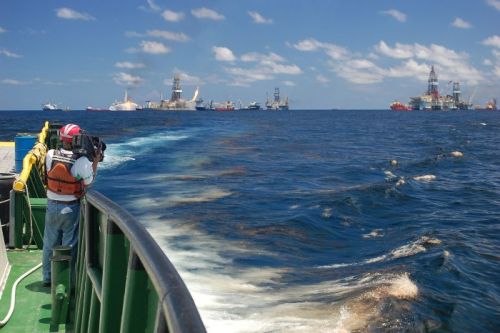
[1,109,499,332]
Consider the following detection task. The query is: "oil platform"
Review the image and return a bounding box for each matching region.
[408,66,471,110]
[266,88,289,110]
[145,74,199,110]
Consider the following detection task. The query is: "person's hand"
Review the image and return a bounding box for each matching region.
[93,145,103,163]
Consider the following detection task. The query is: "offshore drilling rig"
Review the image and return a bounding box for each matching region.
[408,66,471,110]
[265,88,289,110]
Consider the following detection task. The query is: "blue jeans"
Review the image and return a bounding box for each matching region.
[42,200,81,283]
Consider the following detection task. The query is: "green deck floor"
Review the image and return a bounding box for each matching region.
[0,249,68,332]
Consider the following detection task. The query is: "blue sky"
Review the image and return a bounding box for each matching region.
[0,0,499,109]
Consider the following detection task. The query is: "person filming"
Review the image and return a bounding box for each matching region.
[42,123,102,287]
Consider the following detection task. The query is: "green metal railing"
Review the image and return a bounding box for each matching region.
[11,122,206,332]
[11,122,50,249]
[75,190,205,332]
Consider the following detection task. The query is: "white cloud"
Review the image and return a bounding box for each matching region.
[113,72,144,86]
[374,41,483,84]
[126,30,190,42]
[1,79,25,85]
[55,7,95,21]
[293,39,349,60]
[140,41,170,54]
[0,27,6,33]
[31,78,64,86]
[162,10,185,22]
[293,39,324,52]
[212,46,236,61]
[494,65,500,78]
[191,8,225,20]
[296,38,389,84]
[375,41,414,59]
[380,9,407,22]
[331,59,386,84]
[248,11,273,24]
[283,80,296,86]
[0,49,22,58]
[225,67,269,86]
[115,62,146,69]
[266,62,302,75]
[42,80,64,86]
[486,0,500,10]
[139,0,161,12]
[483,59,493,66]
[482,35,500,48]
[241,52,285,63]
[146,30,190,42]
[239,52,301,75]
[0,77,67,86]
[316,74,330,83]
[296,37,483,85]
[376,41,463,65]
[222,51,301,86]
[385,59,431,80]
[452,17,472,29]
[165,70,205,86]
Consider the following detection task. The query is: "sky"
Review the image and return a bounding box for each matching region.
[0,0,499,110]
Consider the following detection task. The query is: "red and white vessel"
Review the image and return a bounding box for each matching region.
[390,100,412,111]
[213,101,235,111]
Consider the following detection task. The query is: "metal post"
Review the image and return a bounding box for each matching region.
[79,275,91,333]
[154,301,167,333]
[99,221,128,333]
[13,191,25,248]
[88,289,100,333]
[120,250,159,333]
[50,255,71,327]
[74,228,86,332]
[53,245,71,257]
[74,259,85,333]
[8,190,15,247]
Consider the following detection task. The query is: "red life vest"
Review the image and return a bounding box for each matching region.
[46,150,84,198]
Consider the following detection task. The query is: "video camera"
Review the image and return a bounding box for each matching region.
[72,132,107,162]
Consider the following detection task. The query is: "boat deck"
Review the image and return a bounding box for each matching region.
[0,142,15,174]
[0,142,66,332]
[0,249,67,332]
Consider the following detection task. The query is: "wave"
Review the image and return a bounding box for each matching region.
[413,174,436,182]
[140,214,426,332]
[98,130,191,170]
[331,273,419,332]
[132,186,232,209]
[319,236,442,269]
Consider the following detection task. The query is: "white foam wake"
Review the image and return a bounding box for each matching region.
[140,213,425,332]
[319,236,441,269]
[413,174,436,182]
[98,131,190,170]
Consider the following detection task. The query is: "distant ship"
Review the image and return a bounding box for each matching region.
[475,98,497,111]
[246,101,261,110]
[109,90,140,111]
[213,101,235,111]
[406,66,471,111]
[266,88,289,110]
[86,106,108,112]
[195,98,212,111]
[390,100,412,111]
[42,102,63,111]
[152,75,198,111]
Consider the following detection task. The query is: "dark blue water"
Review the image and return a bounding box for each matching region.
[1,110,499,332]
